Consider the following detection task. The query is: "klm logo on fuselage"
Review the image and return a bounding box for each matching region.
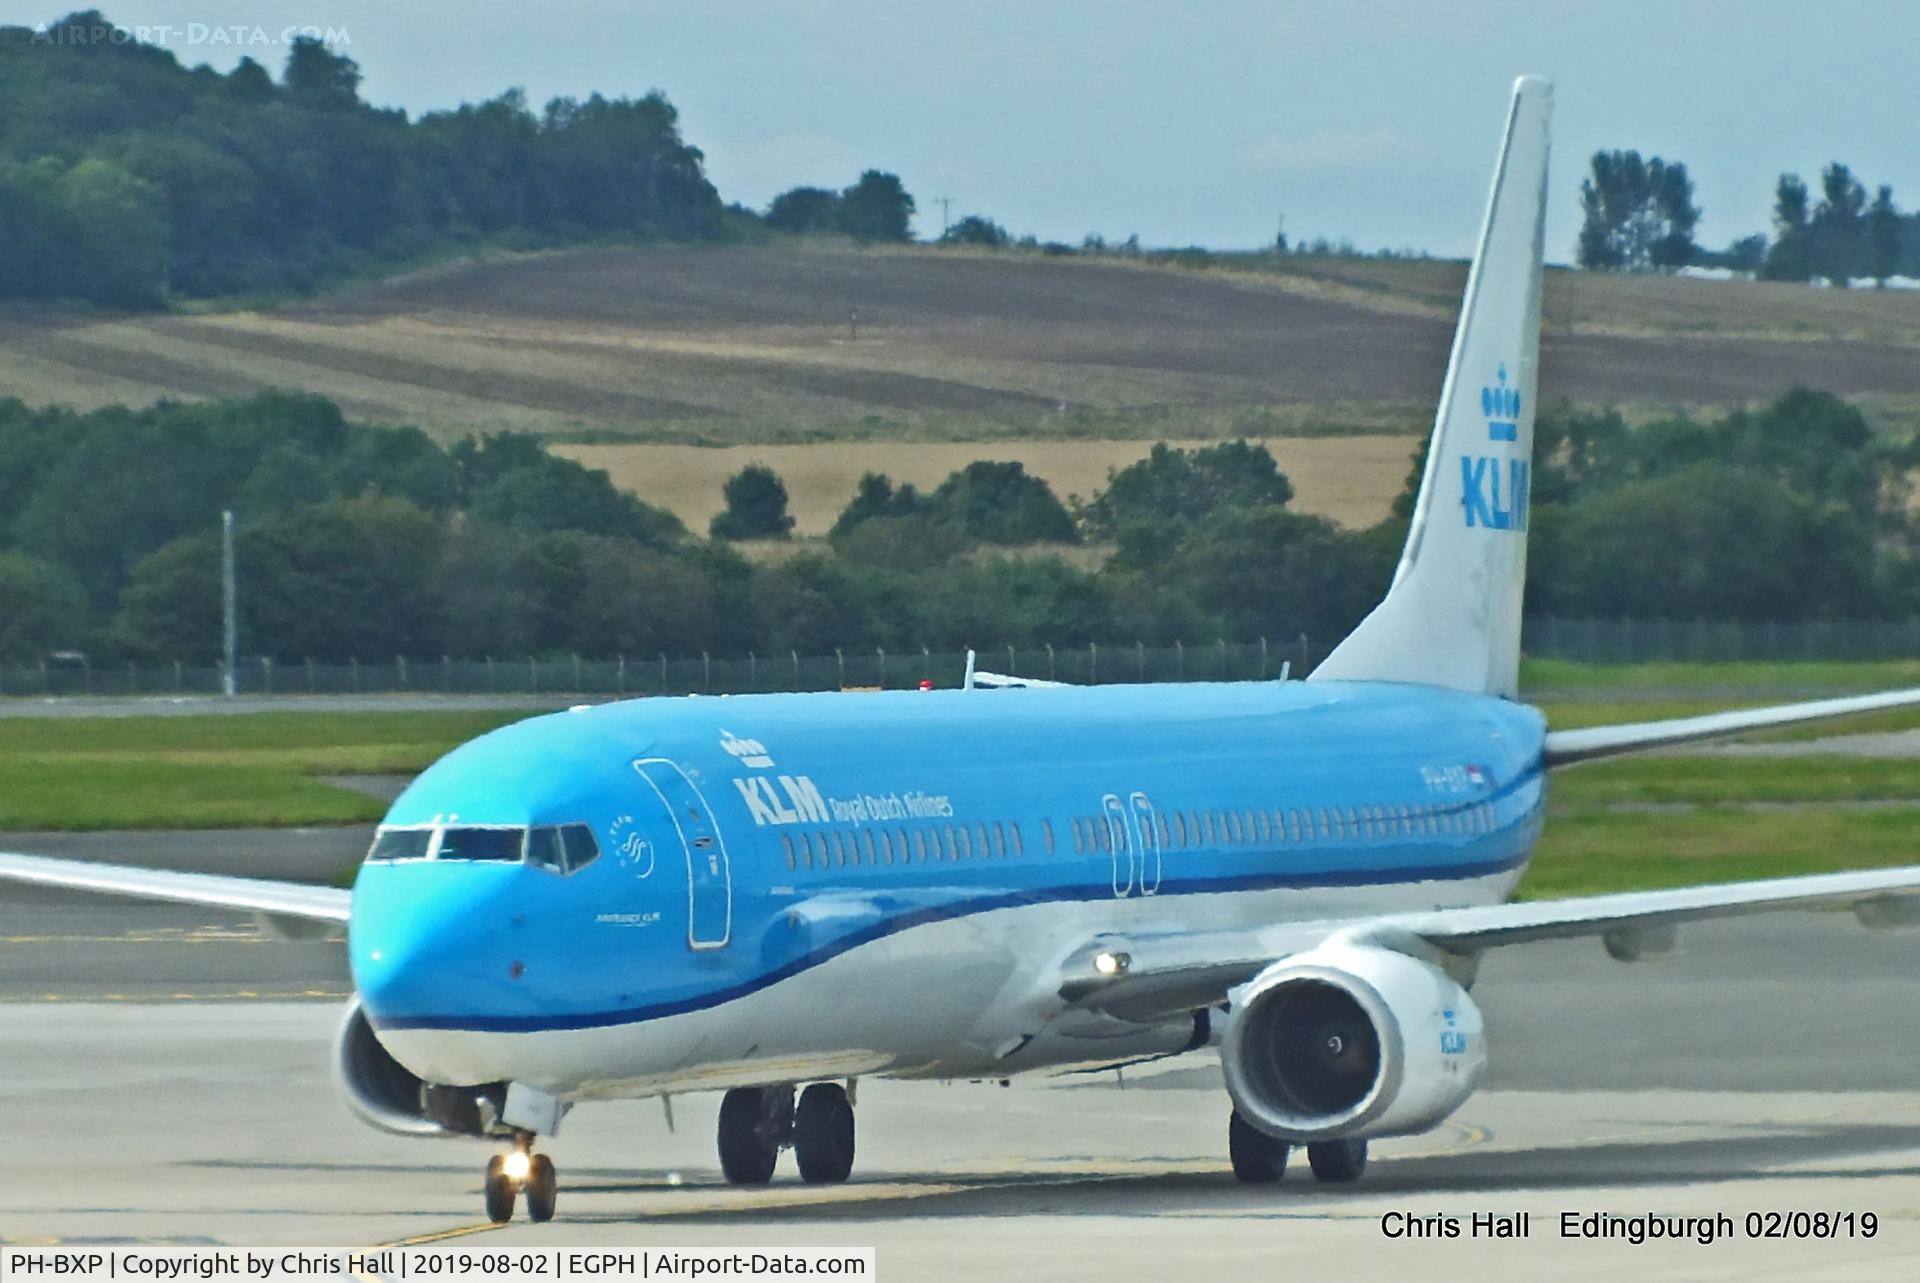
[1462,363,1529,531]
[735,774,830,826]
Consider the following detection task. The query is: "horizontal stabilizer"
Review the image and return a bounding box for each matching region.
[1543,687,1920,767]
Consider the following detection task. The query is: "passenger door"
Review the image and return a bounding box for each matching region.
[632,759,733,949]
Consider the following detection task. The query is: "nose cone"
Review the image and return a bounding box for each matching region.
[350,861,528,1025]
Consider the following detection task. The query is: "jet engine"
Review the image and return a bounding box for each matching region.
[1221,942,1485,1143]
[334,995,499,1138]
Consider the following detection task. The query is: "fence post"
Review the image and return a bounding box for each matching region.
[443,654,452,691]
[350,657,360,693]
[1137,640,1145,681]
[703,651,711,692]
[260,657,272,694]
[835,648,845,689]
[305,657,316,693]
[878,646,887,688]
[530,657,539,693]
[662,653,670,694]
[791,650,800,684]
[1298,633,1310,673]
[1046,643,1056,681]
[572,653,583,691]
[1090,641,1098,683]
[1260,635,1269,678]
[174,659,184,692]
[1217,637,1227,677]
[618,654,627,695]
[1175,640,1184,679]
[1006,644,1016,677]
[396,655,409,691]
[922,644,932,684]
[486,656,496,691]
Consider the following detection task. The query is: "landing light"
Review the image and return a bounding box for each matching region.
[1093,950,1132,977]
[503,1150,531,1181]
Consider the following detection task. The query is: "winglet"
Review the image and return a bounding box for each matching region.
[1311,77,1552,698]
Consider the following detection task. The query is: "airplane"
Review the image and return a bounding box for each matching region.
[7,75,1920,1225]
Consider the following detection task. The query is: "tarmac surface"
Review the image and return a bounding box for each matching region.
[4,832,1920,1278]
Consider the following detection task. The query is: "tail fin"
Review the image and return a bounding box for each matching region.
[1310,76,1552,699]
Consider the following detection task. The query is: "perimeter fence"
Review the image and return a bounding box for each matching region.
[6,617,1920,699]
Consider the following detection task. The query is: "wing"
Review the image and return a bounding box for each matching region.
[1058,865,1920,1019]
[0,851,351,938]
[1544,687,1920,767]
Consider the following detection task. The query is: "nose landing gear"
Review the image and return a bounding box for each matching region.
[484,1132,558,1223]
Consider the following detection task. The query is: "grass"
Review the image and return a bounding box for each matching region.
[1518,806,1920,899]
[0,711,528,831]
[1550,754,1920,807]
[1521,657,1920,695]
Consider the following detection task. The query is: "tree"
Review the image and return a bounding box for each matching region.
[940,215,1009,247]
[55,157,168,305]
[829,472,928,539]
[282,36,360,107]
[1080,441,1294,540]
[1811,162,1868,286]
[0,552,87,660]
[1762,174,1813,281]
[837,170,914,243]
[928,461,1076,544]
[765,186,840,233]
[1575,151,1699,272]
[1868,185,1902,286]
[710,464,795,540]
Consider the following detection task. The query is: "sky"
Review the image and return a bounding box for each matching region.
[19,1,1918,260]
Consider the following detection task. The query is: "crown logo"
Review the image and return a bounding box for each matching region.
[1481,365,1519,442]
[719,729,774,769]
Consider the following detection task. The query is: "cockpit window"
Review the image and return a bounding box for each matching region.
[560,824,600,873]
[366,828,433,862]
[436,827,526,862]
[525,826,565,873]
[527,824,601,875]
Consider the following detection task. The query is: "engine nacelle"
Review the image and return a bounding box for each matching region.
[333,996,498,1138]
[1221,942,1486,1143]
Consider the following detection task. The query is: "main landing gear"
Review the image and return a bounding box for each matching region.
[1228,1110,1368,1186]
[718,1082,857,1185]
[484,1132,558,1224]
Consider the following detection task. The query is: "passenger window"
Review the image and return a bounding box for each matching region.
[1010,821,1025,857]
[1156,813,1172,847]
[977,822,993,857]
[991,822,1007,858]
[1205,811,1220,847]
[806,832,825,869]
[366,827,432,862]
[956,826,972,859]
[1255,810,1272,843]
[780,832,797,870]
[437,827,524,862]
[1042,818,1055,855]
[942,827,959,860]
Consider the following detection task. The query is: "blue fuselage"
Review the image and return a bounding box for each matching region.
[350,679,1546,1086]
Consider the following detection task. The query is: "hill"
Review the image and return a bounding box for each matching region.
[7,244,1920,440]
[6,243,1920,530]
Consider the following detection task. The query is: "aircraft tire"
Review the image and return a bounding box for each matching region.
[792,1083,855,1184]
[483,1154,517,1223]
[1227,1110,1289,1183]
[718,1087,780,1185]
[525,1154,558,1222]
[1306,1138,1368,1184]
